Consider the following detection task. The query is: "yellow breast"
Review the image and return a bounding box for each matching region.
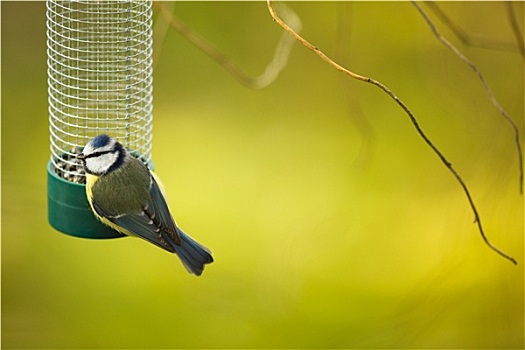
[85,173,133,236]
[85,173,97,203]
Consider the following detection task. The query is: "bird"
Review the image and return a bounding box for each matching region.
[77,134,213,276]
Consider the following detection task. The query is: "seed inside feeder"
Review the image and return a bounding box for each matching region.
[53,147,86,184]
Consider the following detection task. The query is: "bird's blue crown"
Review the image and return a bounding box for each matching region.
[91,134,112,149]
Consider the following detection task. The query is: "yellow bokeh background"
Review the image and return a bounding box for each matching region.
[2,2,523,348]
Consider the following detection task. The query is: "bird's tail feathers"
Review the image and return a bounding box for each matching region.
[166,229,213,276]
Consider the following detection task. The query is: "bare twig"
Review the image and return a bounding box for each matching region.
[425,1,519,54]
[152,2,176,68]
[267,0,517,265]
[155,2,300,89]
[335,2,375,168]
[413,1,523,195]
[506,2,525,57]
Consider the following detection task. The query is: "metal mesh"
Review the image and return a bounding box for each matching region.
[47,0,153,183]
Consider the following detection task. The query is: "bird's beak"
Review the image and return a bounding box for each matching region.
[77,153,85,160]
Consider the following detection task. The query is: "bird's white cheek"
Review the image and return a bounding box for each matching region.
[85,152,118,174]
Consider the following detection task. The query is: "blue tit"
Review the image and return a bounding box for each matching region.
[77,134,213,276]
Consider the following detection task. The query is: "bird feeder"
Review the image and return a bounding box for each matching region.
[46,0,153,238]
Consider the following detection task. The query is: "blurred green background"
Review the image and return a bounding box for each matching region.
[2,1,523,349]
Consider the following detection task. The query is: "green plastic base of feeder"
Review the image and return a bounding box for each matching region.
[47,161,125,239]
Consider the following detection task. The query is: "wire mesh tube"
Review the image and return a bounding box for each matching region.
[46,0,153,238]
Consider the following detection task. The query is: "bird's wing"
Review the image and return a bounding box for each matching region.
[91,172,182,252]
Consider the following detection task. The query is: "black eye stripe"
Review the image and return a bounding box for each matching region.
[83,150,116,159]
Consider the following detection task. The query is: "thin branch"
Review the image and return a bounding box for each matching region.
[267,0,517,265]
[155,2,300,89]
[425,1,519,54]
[506,1,525,58]
[413,1,523,195]
[152,2,176,69]
[335,2,375,168]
